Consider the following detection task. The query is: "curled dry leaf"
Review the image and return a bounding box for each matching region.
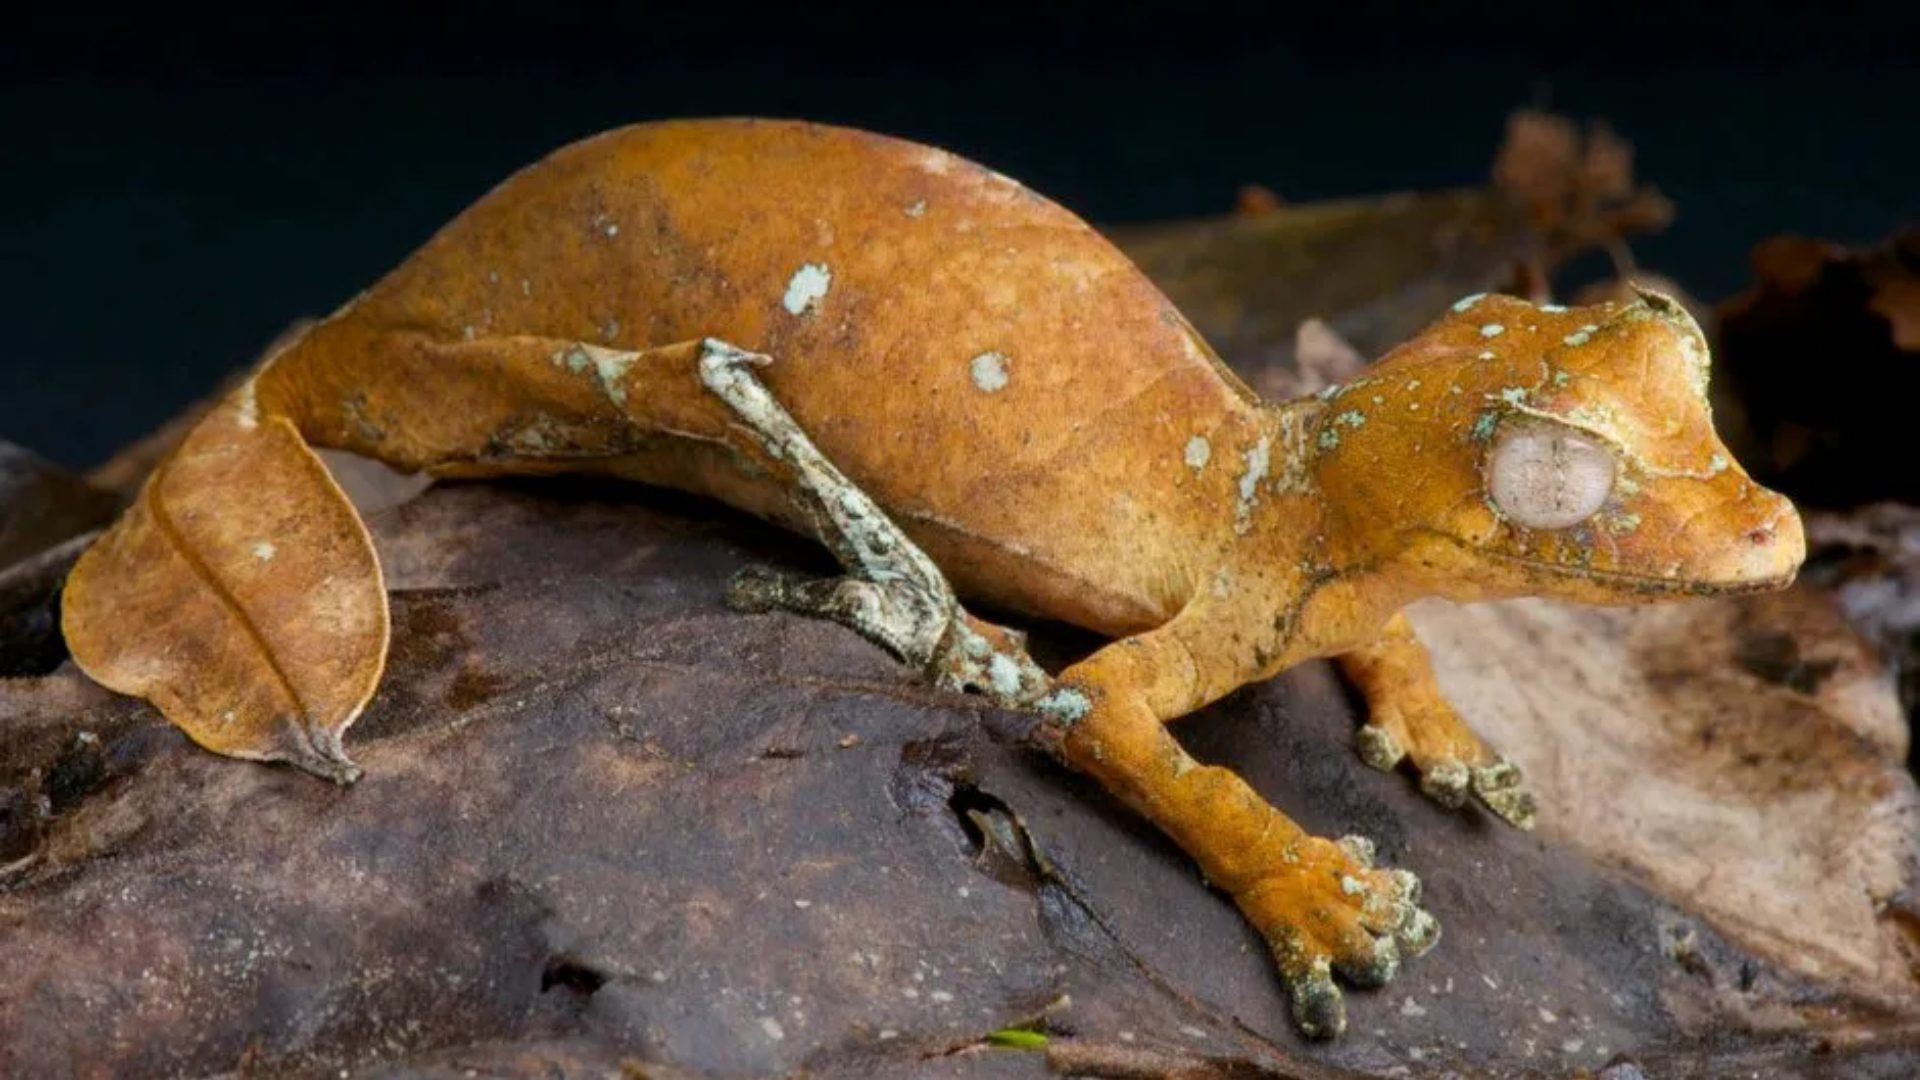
[1491,108,1675,270]
[61,389,385,782]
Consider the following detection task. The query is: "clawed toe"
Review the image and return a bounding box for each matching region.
[724,565,789,612]
[1247,835,1440,1040]
[1471,757,1538,830]
[1286,956,1346,1039]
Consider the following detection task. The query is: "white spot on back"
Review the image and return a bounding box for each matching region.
[783,263,832,316]
[1234,435,1272,535]
[905,199,927,218]
[251,541,276,562]
[1184,434,1212,471]
[1480,324,1506,338]
[1452,293,1486,313]
[969,351,1010,392]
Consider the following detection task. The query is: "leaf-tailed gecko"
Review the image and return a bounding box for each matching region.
[62,119,1804,1037]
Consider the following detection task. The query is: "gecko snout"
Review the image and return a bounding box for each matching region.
[1691,486,1806,592]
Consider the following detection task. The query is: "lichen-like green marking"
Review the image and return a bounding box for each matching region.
[1470,411,1500,442]
[1316,384,1342,401]
[1499,387,1527,406]
[1552,370,1572,386]
[1335,410,1367,429]
[986,653,1025,698]
[969,351,1010,393]
[1480,324,1506,338]
[783,262,832,316]
[1606,512,1642,534]
[1037,687,1092,726]
[1452,293,1487,313]
[1184,434,1212,471]
[1708,453,1729,475]
[1318,429,1341,451]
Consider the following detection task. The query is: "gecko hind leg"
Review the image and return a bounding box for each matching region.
[697,339,1049,707]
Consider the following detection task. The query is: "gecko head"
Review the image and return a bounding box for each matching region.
[1310,289,1804,604]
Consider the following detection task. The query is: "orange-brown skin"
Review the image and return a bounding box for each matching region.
[61,119,1805,1038]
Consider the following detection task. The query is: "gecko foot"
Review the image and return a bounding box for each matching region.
[1236,832,1438,1039]
[1355,717,1538,831]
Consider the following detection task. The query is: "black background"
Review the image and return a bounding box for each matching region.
[4,6,1915,469]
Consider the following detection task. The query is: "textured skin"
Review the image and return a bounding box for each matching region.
[60,118,1806,1038]
[266,119,1263,636]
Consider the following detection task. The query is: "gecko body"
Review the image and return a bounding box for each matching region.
[62,119,1804,1036]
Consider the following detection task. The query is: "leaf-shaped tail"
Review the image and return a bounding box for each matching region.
[61,383,387,782]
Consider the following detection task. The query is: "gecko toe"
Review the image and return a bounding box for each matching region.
[1286,957,1347,1040]
[1395,905,1442,958]
[1335,833,1377,869]
[1334,929,1401,988]
[1418,759,1472,808]
[1472,758,1539,830]
[724,565,790,613]
[1355,723,1406,772]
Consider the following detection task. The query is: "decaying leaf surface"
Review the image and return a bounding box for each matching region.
[1489,109,1674,267]
[4,480,1917,1078]
[60,390,385,781]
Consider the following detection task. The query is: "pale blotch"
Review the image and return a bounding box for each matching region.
[251,541,276,562]
[1480,324,1506,338]
[1563,324,1600,347]
[1037,687,1092,725]
[590,349,638,405]
[905,199,927,218]
[1541,303,1568,313]
[1452,293,1487,313]
[1478,350,1497,361]
[783,263,832,316]
[1234,435,1272,535]
[969,351,1010,392]
[552,343,641,405]
[916,148,954,176]
[1184,434,1212,471]
[986,654,1024,697]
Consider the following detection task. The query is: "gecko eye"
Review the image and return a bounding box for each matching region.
[1487,420,1616,529]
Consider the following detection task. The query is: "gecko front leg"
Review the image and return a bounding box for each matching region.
[1338,614,1537,829]
[697,340,1047,705]
[698,340,1435,1037]
[1036,623,1439,1039]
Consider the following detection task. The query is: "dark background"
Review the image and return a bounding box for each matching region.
[4,7,1915,470]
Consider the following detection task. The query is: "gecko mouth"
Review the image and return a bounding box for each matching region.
[1428,531,1801,598]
